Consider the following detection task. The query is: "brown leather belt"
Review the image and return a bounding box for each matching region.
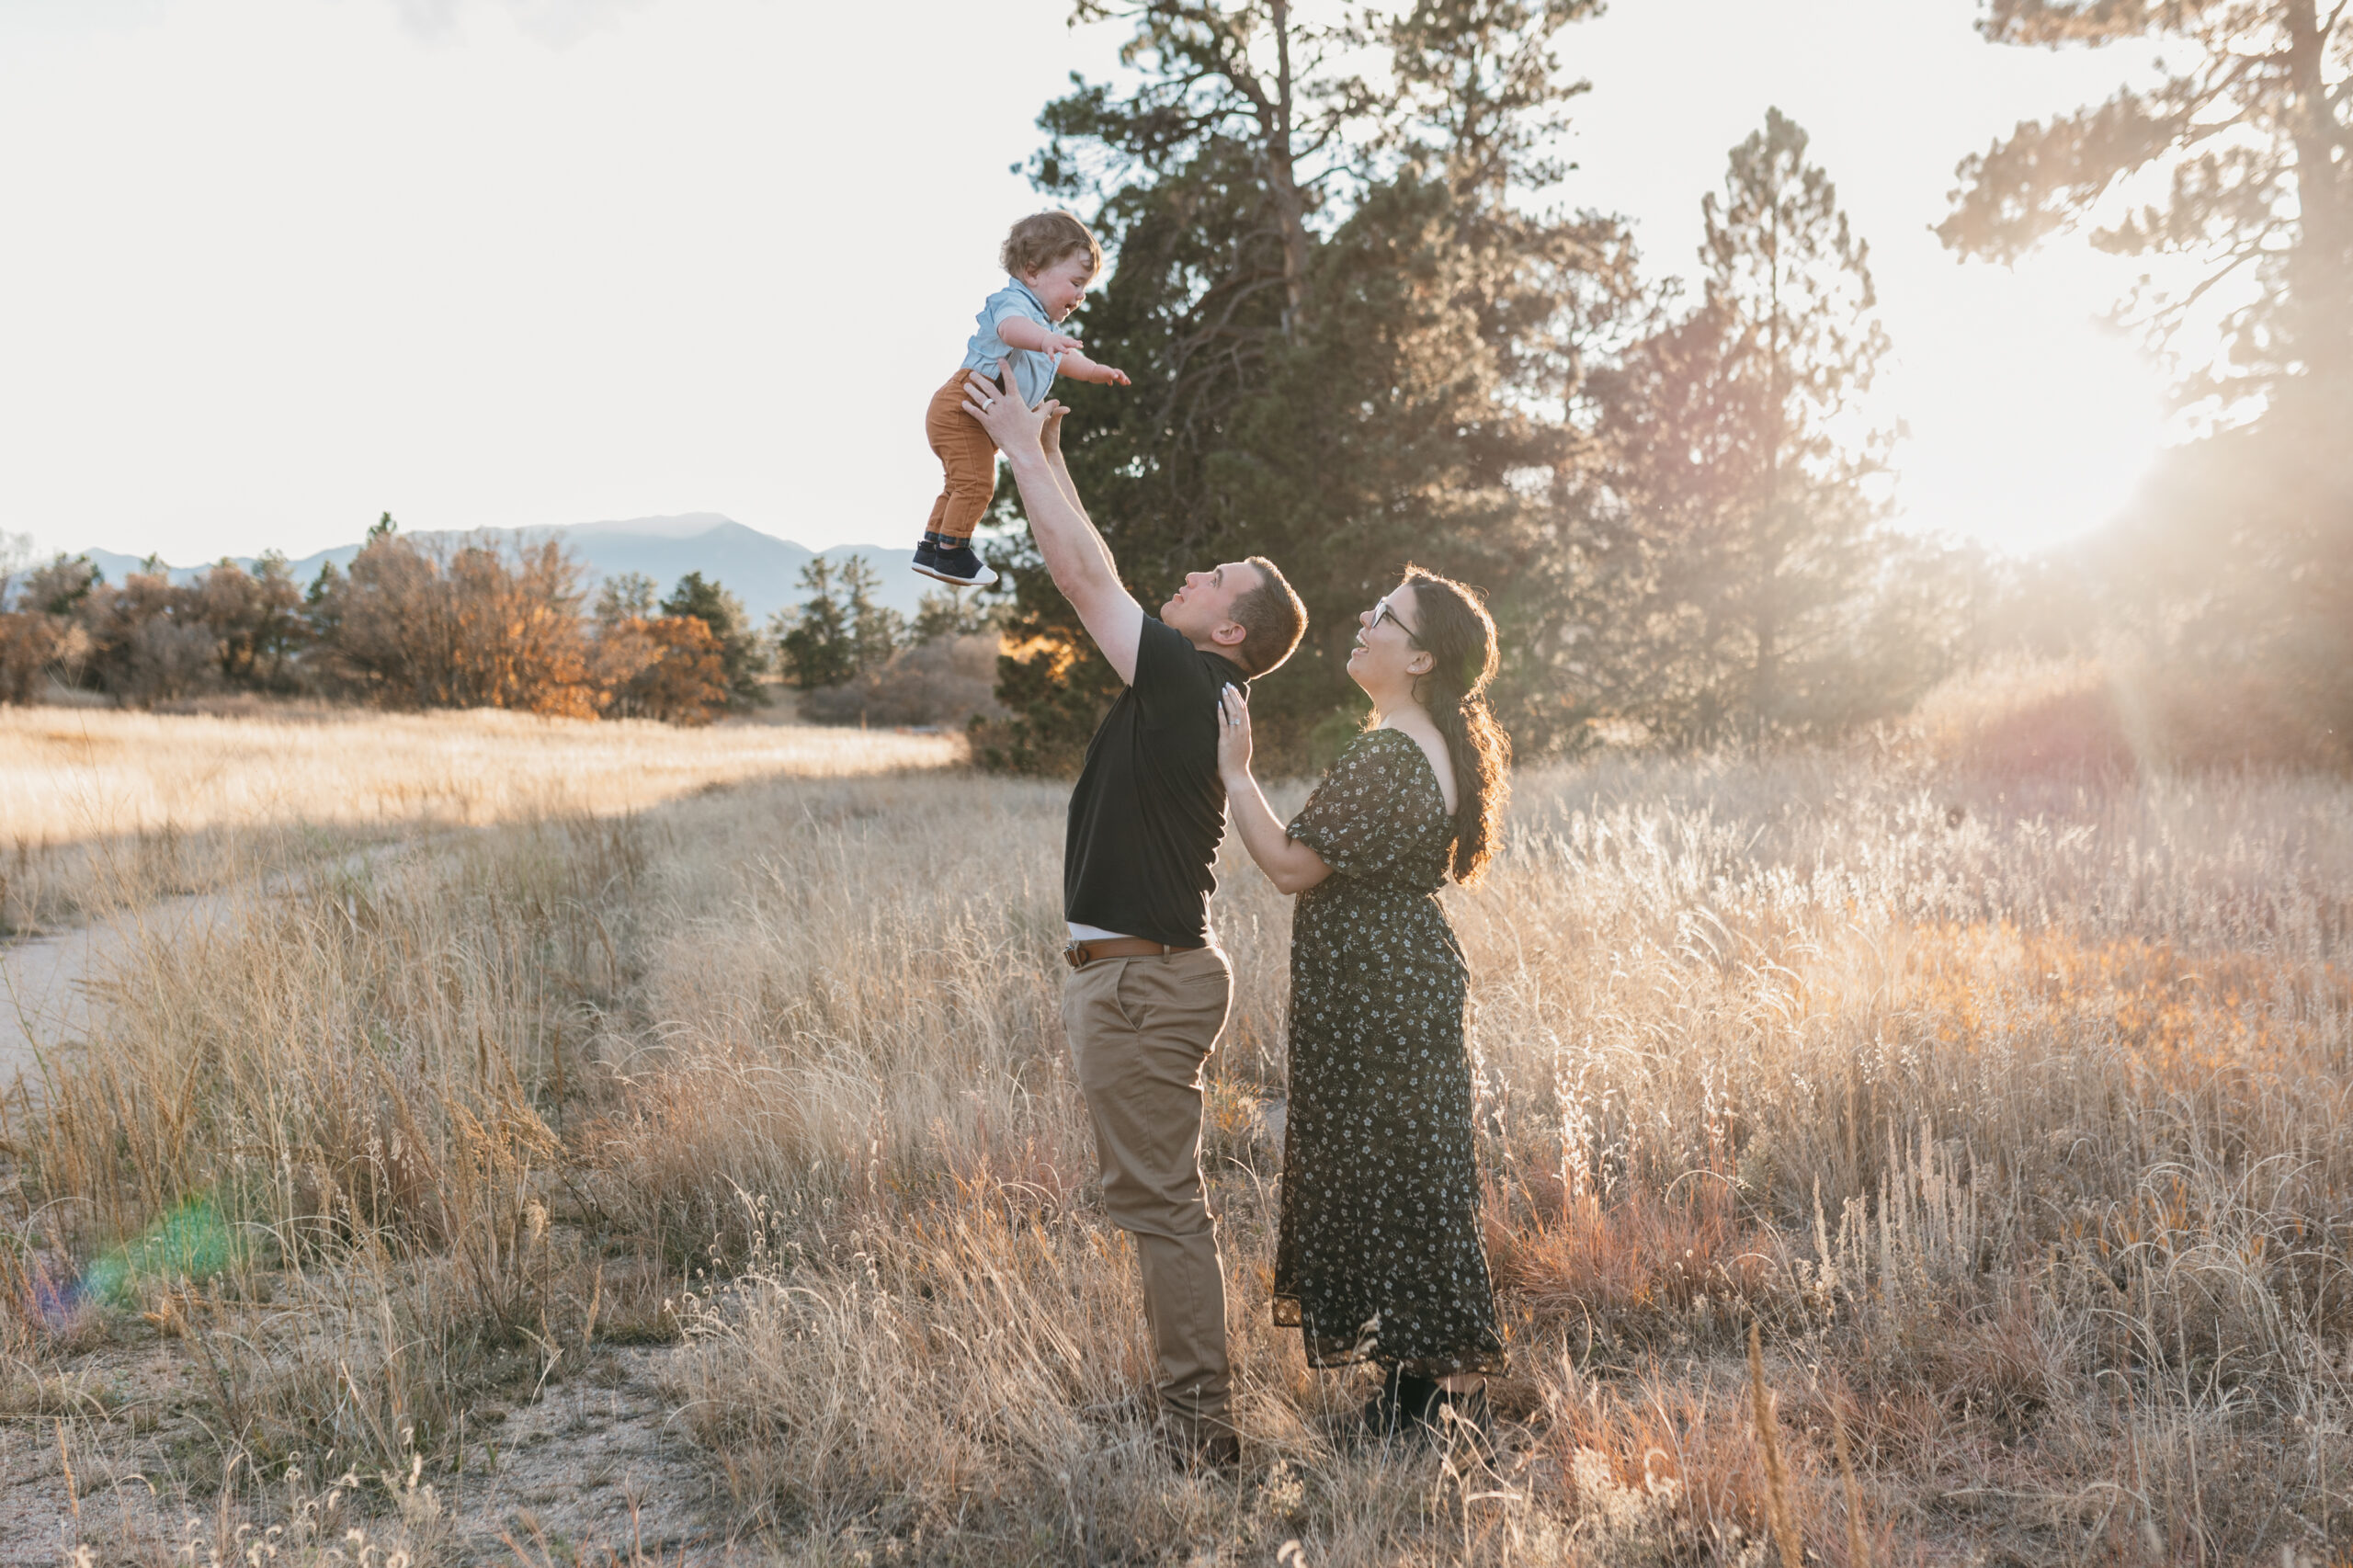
[1064,937,1198,969]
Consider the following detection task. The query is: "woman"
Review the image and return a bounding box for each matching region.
[1215,565,1511,1441]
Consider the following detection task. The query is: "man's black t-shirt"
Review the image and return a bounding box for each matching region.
[1064,617,1250,949]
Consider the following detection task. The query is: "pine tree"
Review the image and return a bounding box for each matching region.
[833,555,906,674]
[1561,110,1926,747]
[909,590,995,645]
[988,0,1636,771]
[1938,0,2351,414]
[774,558,858,690]
[1941,1,2352,766]
[659,571,768,707]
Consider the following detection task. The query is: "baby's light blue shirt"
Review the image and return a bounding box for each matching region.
[961,278,1060,409]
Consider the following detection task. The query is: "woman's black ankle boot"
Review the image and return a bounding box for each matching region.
[1357,1365,1404,1437]
[1393,1372,1442,1427]
[1427,1382,1495,1458]
[1355,1367,1445,1444]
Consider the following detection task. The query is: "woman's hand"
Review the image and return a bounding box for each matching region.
[1217,683,1254,784]
[1217,684,1335,895]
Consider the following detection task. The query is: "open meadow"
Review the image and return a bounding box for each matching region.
[0,706,963,933]
[0,707,2349,1565]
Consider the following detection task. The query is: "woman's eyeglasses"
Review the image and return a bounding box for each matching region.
[1373,597,1423,646]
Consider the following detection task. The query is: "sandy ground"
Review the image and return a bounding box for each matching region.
[0,1333,727,1564]
[0,896,747,1562]
[0,710,977,1560]
[0,895,238,1111]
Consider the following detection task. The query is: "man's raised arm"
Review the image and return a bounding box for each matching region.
[961,369,1143,684]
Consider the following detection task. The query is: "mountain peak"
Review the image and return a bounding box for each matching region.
[565,512,745,541]
[72,517,935,621]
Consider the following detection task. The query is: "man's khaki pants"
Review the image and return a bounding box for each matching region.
[1063,946,1234,1444]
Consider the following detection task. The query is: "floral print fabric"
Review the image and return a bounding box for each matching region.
[1272,727,1506,1377]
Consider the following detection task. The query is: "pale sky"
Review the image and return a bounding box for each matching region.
[0,0,2171,566]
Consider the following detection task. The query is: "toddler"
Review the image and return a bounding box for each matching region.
[915,210,1130,586]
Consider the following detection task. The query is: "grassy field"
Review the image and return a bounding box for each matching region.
[0,705,961,931]
[2,705,2349,1564]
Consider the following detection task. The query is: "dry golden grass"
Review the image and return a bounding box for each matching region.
[7,717,2353,1562]
[0,703,961,929]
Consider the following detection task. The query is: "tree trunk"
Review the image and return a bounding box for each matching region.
[2282,0,2351,384]
[1252,0,1313,335]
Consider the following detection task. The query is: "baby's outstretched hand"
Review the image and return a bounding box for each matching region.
[1043,330,1086,358]
[1087,363,1132,388]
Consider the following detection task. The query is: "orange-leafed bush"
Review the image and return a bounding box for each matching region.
[318,533,604,719]
[599,614,729,726]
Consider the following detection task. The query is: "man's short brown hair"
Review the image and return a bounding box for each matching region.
[1231,556,1307,676]
[1002,210,1104,280]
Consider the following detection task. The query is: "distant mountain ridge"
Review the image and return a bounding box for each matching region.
[74,515,933,622]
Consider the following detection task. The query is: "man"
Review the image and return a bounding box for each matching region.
[964,366,1308,1468]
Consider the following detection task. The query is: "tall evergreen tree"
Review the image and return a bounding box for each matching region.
[985,0,1636,772]
[1941,1,2352,766]
[1557,110,1925,747]
[774,558,857,690]
[909,589,996,645]
[1938,0,2351,414]
[659,571,768,707]
[834,555,907,674]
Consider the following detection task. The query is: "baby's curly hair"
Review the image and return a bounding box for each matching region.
[1001,210,1103,280]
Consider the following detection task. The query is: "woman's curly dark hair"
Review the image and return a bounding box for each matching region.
[1398,565,1510,887]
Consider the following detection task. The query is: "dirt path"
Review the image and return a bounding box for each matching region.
[0,1335,730,1565]
[0,890,748,1561]
[0,895,234,1106]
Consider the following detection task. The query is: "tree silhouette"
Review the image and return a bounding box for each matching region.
[660,571,767,707]
[989,0,1637,770]
[1938,0,2351,414]
[1561,110,1936,747]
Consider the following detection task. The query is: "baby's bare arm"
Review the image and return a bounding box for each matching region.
[1058,351,1131,388]
[997,316,1083,356]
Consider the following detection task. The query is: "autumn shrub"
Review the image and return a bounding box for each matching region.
[797,631,1005,729]
[1916,653,2348,779]
[314,532,604,718]
[598,613,730,725]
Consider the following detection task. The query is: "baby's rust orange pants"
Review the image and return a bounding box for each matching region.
[924,365,1006,544]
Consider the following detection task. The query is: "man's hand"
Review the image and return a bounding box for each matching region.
[966,370,1142,684]
[1039,398,1068,463]
[962,363,1049,458]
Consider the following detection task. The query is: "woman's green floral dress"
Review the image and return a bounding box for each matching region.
[1273,727,1506,1378]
